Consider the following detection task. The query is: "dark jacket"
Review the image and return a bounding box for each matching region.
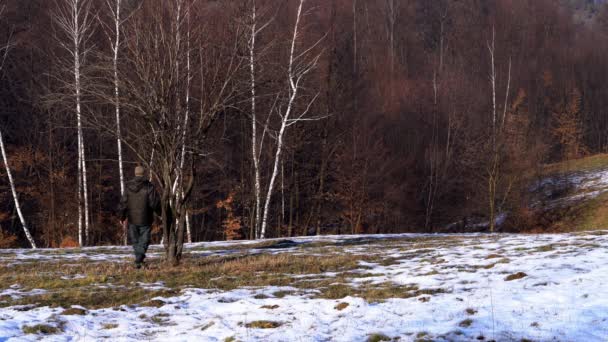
[118,176,160,226]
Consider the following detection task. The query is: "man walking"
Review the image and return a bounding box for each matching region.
[119,166,160,269]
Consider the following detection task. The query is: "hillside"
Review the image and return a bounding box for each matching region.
[1,232,608,341]
[528,154,608,232]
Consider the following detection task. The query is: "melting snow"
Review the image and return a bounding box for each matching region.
[0,232,607,341]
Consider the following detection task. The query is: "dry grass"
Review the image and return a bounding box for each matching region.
[22,318,65,335]
[459,318,473,327]
[465,308,477,315]
[0,235,476,310]
[60,307,86,315]
[22,323,62,335]
[0,249,383,309]
[505,272,527,281]
[334,302,349,310]
[244,320,282,329]
[314,282,448,302]
[260,304,279,310]
[544,153,608,174]
[367,333,392,342]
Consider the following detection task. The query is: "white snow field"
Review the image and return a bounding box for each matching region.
[1,232,608,341]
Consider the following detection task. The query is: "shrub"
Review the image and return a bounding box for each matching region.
[59,236,79,248]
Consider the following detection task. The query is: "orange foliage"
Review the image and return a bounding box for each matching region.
[216,192,242,241]
[59,236,80,248]
[552,88,588,160]
[0,229,18,248]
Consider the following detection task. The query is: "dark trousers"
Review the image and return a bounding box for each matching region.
[129,224,151,264]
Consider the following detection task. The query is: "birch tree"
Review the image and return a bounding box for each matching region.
[107,0,125,198]
[101,0,130,244]
[53,0,95,246]
[486,27,511,233]
[259,0,323,239]
[424,2,450,231]
[174,0,193,243]
[0,17,36,248]
[0,132,36,248]
[250,0,262,239]
[247,0,275,239]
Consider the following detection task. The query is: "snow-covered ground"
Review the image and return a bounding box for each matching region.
[1,232,608,341]
[531,168,608,208]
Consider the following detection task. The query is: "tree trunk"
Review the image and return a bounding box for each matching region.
[111,0,126,245]
[260,0,307,239]
[249,0,263,239]
[0,129,36,248]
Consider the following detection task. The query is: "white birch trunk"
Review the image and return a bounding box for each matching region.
[111,0,125,200]
[77,131,83,246]
[74,2,84,246]
[281,160,284,228]
[171,0,193,241]
[149,130,157,181]
[185,211,191,243]
[260,0,305,239]
[79,126,90,245]
[488,27,496,144]
[182,10,192,243]
[0,129,36,248]
[249,0,263,239]
[73,0,89,246]
[54,0,94,246]
[171,0,184,197]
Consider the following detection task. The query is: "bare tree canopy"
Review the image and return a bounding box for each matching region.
[1,0,608,257]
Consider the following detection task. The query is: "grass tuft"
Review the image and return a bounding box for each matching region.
[261,304,279,310]
[367,333,391,342]
[272,290,295,298]
[244,320,282,329]
[485,254,502,259]
[140,299,166,308]
[504,272,527,281]
[22,323,63,335]
[60,307,87,315]
[465,308,477,315]
[199,321,215,330]
[334,302,349,310]
[459,318,473,328]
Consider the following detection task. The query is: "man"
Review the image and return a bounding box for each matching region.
[118,166,160,269]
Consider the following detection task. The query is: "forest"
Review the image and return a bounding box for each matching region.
[1,0,608,248]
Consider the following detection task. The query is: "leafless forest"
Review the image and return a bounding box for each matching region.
[1,0,608,249]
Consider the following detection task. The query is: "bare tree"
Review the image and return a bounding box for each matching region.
[109,0,241,264]
[424,3,449,231]
[0,132,36,248]
[53,0,96,246]
[247,0,275,239]
[249,0,262,239]
[486,26,511,232]
[259,0,324,239]
[101,0,133,244]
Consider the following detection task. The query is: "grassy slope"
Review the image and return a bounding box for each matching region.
[542,154,608,231]
[543,153,608,174]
